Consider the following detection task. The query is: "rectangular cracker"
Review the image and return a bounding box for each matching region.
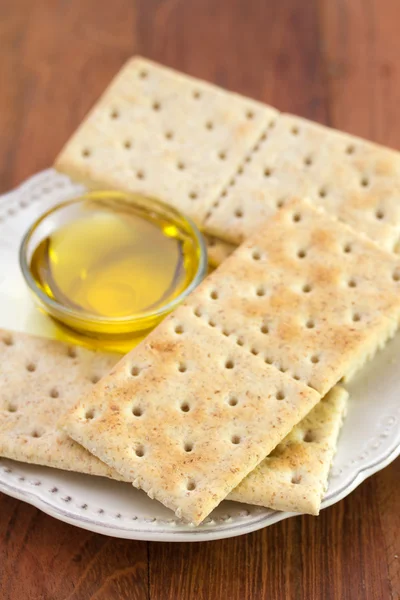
[197,199,400,394]
[0,329,126,480]
[61,200,400,524]
[55,56,278,226]
[229,385,348,514]
[61,307,321,525]
[205,114,400,250]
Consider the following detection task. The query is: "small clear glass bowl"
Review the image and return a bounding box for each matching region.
[19,191,207,351]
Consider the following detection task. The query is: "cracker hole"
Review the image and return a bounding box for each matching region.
[139,69,148,79]
[222,329,230,337]
[348,279,357,288]
[293,374,301,381]
[85,409,95,420]
[2,335,13,346]
[231,435,241,445]
[180,402,190,413]
[50,388,59,399]
[276,391,285,400]
[260,324,269,334]
[343,243,352,253]
[174,324,184,334]
[228,396,238,407]
[269,119,276,129]
[303,430,316,443]
[256,285,266,297]
[124,140,132,149]
[186,480,196,491]
[26,363,36,373]
[165,130,174,140]
[302,283,312,293]
[297,249,307,259]
[246,109,254,119]
[205,120,214,130]
[218,151,227,161]
[235,208,243,218]
[346,144,355,155]
[91,375,100,384]
[306,319,315,329]
[293,212,302,223]
[276,199,285,209]
[264,167,272,177]
[265,357,273,365]
[192,90,201,99]
[177,161,185,170]
[194,307,202,317]
[178,362,187,373]
[135,445,145,458]
[132,406,143,417]
[250,347,259,356]
[352,312,361,322]
[131,366,141,377]
[392,271,400,282]
[152,101,161,111]
[208,318,216,327]
[136,170,145,180]
[7,403,17,413]
[31,430,42,438]
[225,359,235,369]
[291,126,299,135]
[110,109,119,119]
[82,148,91,158]
[319,187,327,198]
[361,176,369,187]
[189,191,198,200]
[252,249,261,260]
[184,442,193,452]
[237,166,244,175]
[210,290,218,300]
[221,189,228,198]
[236,337,244,347]
[304,156,313,166]
[67,347,77,358]
[375,209,385,220]
[291,474,302,484]
[310,354,320,364]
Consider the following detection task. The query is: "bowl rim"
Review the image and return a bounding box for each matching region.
[19,191,208,327]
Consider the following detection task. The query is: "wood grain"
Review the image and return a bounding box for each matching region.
[0,0,399,599]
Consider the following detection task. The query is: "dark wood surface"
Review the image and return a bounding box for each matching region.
[0,1,399,598]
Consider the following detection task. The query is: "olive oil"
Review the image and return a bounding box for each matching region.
[26,194,205,352]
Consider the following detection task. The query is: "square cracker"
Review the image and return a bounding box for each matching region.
[61,308,320,525]
[194,199,400,394]
[205,114,400,249]
[229,385,348,514]
[55,56,278,226]
[0,329,126,480]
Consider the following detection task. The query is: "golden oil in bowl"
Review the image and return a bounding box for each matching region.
[20,191,207,352]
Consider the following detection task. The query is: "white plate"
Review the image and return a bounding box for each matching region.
[0,169,399,542]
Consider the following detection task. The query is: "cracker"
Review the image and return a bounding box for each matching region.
[205,234,235,267]
[55,57,278,226]
[194,199,400,394]
[229,385,348,514]
[0,329,126,480]
[61,306,320,525]
[205,114,400,249]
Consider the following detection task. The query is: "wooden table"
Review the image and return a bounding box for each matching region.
[0,1,399,598]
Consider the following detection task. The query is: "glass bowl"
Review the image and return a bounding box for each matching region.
[19,191,207,352]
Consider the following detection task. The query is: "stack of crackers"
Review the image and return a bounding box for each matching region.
[2,57,400,525]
